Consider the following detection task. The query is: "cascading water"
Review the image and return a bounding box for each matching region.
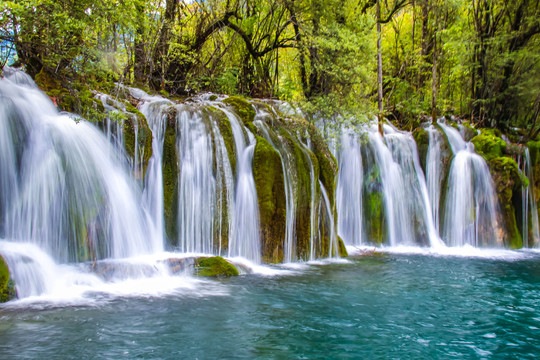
[425,125,447,232]
[0,70,172,300]
[298,139,318,260]
[0,72,159,263]
[319,180,339,257]
[439,123,502,247]
[136,93,172,246]
[335,130,364,246]
[519,148,540,248]
[335,123,441,247]
[133,91,238,256]
[376,125,441,247]
[176,107,220,254]
[221,107,261,262]
[95,93,125,152]
[253,116,299,262]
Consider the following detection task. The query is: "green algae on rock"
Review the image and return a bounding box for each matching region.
[0,255,16,302]
[195,256,239,277]
[162,107,180,244]
[252,136,287,263]
[223,96,256,124]
[471,130,507,161]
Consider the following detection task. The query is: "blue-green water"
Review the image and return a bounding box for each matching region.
[1,250,539,359]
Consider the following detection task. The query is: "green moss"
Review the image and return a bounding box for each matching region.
[337,237,348,257]
[223,96,255,124]
[413,127,429,173]
[308,125,337,206]
[35,69,108,122]
[162,107,179,244]
[253,135,286,263]
[209,95,218,101]
[209,107,236,173]
[364,190,385,245]
[527,141,540,166]
[471,131,507,161]
[279,129,314,260]
[195,256,239,277]
[122,108,153,178]
[488,156,523,248]
[0,255,16,302]
[35,69,61,92]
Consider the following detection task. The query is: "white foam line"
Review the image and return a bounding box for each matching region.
[346,245,540,260]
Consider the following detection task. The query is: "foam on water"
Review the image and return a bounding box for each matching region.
[346,244,540,260]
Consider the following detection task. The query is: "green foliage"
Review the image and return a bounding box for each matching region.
[2,0,537,130]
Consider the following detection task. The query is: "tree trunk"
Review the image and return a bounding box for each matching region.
[377,0,384,135]
[431,13,438,122]
[150,0,178,90]
[133,3,147,84]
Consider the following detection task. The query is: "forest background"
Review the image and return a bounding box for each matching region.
[1,0,538,134]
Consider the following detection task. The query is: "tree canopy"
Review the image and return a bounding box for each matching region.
[1,0,538,133]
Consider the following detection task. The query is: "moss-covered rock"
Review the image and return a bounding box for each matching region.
[209,107,236,173]
[337,237,348,257]
[488,156,523,248]
[223,96,255,124]
[0,255,16,302]
[460,121,478,142]
[195,256,239,277]
[253,136,287,263]
[35,69,107,122]
[307,124,337,206]
[470,129,524,248]
[163,107,179,244]
[122,107,153,178]
[471,130,507,161]
[527,140,540,206]
[275,128,315,260]
[413,127,429,173]
[362,148,386,245]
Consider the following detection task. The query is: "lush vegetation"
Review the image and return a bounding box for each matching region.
[1,0,538,132]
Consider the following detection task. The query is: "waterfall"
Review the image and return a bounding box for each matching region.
[320,180,338,258]
[439,123,502,247]
[299,140,318,260]
[95,93,125,152]
[335,123,441,247]
[336,130,364,246]
[221,107,261,262]
[426,126,446,232]
[0,72,159,263]
[176,108,219,254]
[377,125,441,247]
[520,148,540,248]
[253,118,298,262]
[137,95,172,247]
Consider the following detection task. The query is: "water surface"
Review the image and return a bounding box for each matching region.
[1,250,539,359]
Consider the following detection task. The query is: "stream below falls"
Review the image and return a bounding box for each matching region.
[1,248,539,359]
